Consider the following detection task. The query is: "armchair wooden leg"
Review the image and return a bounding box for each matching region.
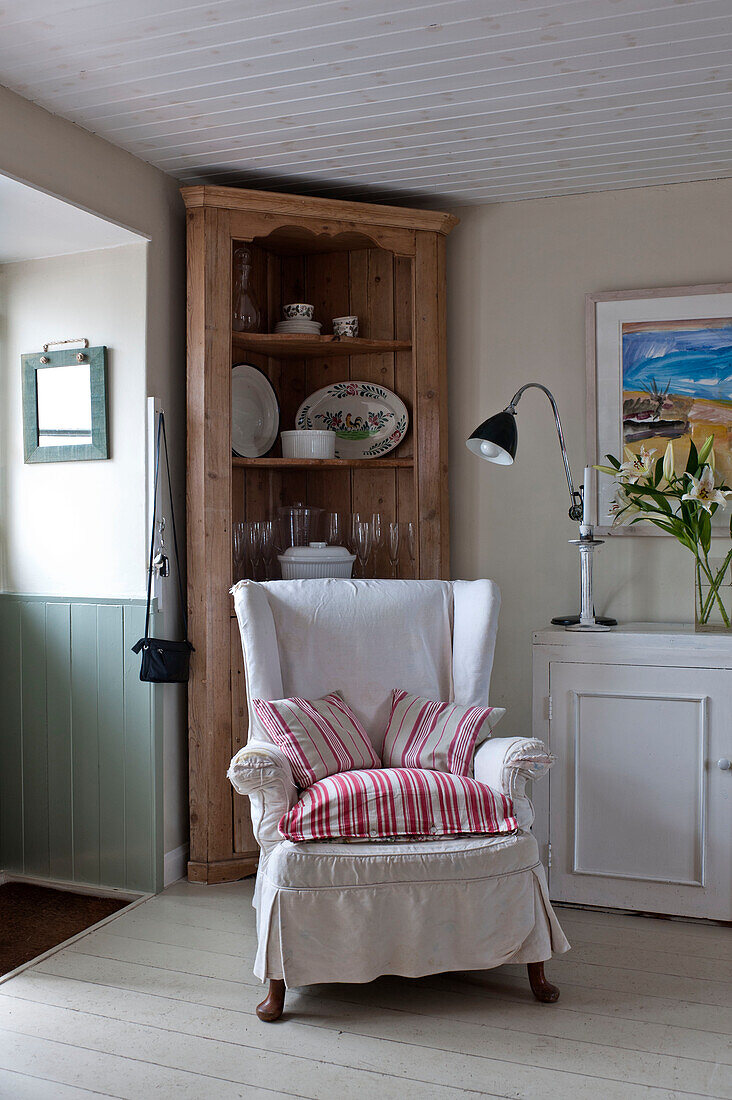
[256,979,286,1022]
[527,962,560,1003]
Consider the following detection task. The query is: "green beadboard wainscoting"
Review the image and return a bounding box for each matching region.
[0,595,162,893]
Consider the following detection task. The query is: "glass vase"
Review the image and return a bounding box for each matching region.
[232,244,261,332]
[694,557,732,633]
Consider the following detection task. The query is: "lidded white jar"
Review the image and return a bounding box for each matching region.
[278,542,355,579]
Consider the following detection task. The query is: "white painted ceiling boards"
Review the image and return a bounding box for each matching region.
[0,174,144,262]
[1,0,731,204]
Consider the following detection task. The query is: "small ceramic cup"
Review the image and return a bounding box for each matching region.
[283,303,315,320]
[332,315,359,337]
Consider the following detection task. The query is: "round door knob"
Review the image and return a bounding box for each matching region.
[717,758,731,771]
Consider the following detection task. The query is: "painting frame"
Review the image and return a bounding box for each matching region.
[587,284,732,535]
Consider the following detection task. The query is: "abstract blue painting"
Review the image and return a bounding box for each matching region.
[621,319,732,488]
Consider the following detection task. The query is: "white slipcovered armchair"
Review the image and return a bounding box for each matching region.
[228,578,569,1021]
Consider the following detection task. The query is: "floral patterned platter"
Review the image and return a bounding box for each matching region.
[295,381,409,459]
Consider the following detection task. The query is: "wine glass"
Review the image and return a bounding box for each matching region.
[370,512,384,577]
[245,520,262,580]
[404,521,416,577]
[259,519,277,580]
[233,521,247,582]
[387,522,400,578]
[354,520,372,579]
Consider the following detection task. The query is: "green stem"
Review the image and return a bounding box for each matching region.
[704,550,732,623]
[696,557,707,622]
[697,550,732,627]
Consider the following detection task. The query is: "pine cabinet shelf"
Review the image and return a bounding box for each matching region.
[232,456,414,469]
[232,333,411,358]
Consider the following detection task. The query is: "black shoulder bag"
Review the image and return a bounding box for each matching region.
[132,411,193,683]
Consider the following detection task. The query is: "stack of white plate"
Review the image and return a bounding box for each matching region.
[274,319,322,335]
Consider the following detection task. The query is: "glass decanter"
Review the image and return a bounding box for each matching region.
[232,244,261,332]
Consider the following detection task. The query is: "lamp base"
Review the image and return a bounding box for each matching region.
[565,621,612,632]
[551,614,617,627]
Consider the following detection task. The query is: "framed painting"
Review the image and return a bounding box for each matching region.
[587,285,732,533]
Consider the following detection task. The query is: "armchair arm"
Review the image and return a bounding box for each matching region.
[474,737,555,830]
[227,741,298,854]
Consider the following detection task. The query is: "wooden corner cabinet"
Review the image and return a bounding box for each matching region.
[183,184,457,884]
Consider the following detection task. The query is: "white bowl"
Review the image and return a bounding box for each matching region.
[281,429,336,459]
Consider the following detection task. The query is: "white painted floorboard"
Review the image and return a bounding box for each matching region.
[0,878,729,1099]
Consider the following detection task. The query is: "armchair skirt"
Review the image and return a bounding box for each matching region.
[254,830,568,987]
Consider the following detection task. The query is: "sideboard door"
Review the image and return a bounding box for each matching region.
[549,661,732,920]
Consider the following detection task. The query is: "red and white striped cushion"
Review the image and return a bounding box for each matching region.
[279,767,517,841]
[251,692,380,789]
[381,689,506,776]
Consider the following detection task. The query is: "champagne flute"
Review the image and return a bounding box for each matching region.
[259,519,277,580]
[325,511,345,546]
[348,512,364,556]
[404,521,416,577]
[233,521,247,582]
[387,522,400,578]
[354,520,372,579]
[246,520,262,580]
[370,512,384,577]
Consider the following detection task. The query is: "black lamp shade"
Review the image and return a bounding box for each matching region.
[466,409,517,465]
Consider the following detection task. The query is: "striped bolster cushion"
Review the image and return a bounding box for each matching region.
[279,767,517,841]
[381,689,506,776]
[251,692,380,789]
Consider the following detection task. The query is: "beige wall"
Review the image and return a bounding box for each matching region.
[0,86,187,863]
[0,245,148,597]
[448,179,732,739]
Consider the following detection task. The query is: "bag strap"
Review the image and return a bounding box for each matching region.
[144,412,188,641]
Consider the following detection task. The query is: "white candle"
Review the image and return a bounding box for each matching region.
[582,465,594,527]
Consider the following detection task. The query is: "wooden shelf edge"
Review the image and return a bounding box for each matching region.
[232,332,411,358]
[181,184,458,235]
[232,456,414,469]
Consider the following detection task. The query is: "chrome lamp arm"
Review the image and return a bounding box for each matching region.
[507,383,584,522]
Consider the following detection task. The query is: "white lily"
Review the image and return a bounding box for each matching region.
[682,465,732,513]
[609,486,640,526]
[619,445,655,483]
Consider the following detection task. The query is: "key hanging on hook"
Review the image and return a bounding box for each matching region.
[152,516,170,578]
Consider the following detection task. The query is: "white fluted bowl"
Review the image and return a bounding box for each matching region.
[281,430,336,459]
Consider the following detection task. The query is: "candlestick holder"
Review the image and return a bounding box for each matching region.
[564,524,612,631]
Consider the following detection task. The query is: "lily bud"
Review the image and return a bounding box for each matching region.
[594,464,620,476]
[698,434,715,466]
[662,441,674,482]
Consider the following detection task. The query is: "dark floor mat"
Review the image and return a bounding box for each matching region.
[0,882,129,976]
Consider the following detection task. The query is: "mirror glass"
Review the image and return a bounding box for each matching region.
[36,364,93,447]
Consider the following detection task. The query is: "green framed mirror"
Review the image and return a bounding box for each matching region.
[22,345,109,463]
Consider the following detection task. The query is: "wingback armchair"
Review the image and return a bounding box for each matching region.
[228,578,569,1021]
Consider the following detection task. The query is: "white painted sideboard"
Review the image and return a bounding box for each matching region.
[532,624,732,921]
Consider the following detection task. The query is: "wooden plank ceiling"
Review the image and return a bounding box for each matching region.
[1,0,732,204]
